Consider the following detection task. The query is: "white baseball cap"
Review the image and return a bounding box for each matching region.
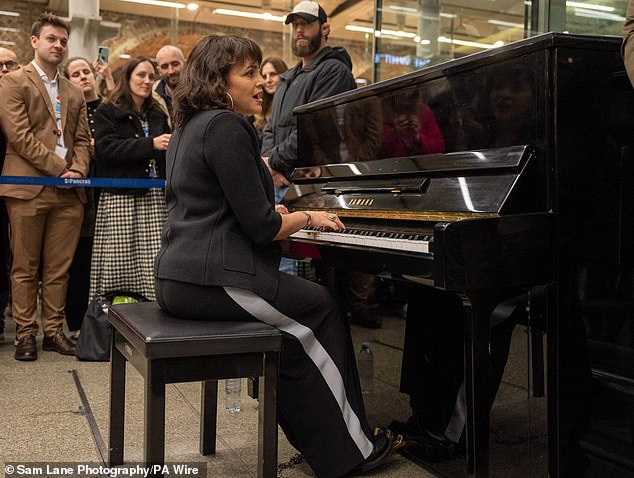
[285,1,328,24]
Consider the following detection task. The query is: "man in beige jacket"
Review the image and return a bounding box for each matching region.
[623,1,634,86]
[0,12,90,360]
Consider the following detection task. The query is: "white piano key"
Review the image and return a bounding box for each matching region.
[289,229,430,254]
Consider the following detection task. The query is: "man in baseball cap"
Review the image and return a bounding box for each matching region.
[284,0,328,24]
[265,0,356,186]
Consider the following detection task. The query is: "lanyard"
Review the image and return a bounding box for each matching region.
[55,95,63,145]
[54,95,61,119]
[140,117,159,179]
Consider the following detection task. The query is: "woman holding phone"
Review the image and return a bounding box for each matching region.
[91,57,170,301]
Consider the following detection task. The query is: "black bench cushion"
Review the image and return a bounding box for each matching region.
[109,302,283,359]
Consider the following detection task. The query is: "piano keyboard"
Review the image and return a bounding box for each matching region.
[289,226,432,254]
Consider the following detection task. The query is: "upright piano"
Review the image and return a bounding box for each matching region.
[283,33,634,477]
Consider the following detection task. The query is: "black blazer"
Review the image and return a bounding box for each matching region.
[154,110,283,301]
[94,101,170,195]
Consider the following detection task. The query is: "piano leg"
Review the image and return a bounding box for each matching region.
[463,288,527,477]
[400,286,523,477]
[462,292,490,478]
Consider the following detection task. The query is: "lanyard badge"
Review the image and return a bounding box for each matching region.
[55,95,61,119]
[54,96,64,149]
[141,119,159,179]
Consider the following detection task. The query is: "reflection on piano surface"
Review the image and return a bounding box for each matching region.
[287,145,549,290]
[283,32,634,478]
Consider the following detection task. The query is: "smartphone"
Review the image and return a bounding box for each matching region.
[97,45,109,64]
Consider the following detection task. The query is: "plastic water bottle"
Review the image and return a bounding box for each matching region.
[358,342,374,394]
[225,378,241,413]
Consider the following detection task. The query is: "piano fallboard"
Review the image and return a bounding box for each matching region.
[283,212,552,290]
[283,145,551,289]
[287,145,539,218]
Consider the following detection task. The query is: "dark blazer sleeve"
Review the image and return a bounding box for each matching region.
[204,113,281,248]
[94,103,157,165]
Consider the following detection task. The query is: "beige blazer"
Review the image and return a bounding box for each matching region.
[0,63,90,201]
[623,1,634,88]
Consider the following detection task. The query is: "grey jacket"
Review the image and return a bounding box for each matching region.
[154,110,282,300]
[261,46,356,175]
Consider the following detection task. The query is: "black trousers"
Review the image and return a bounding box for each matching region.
[155,273,374,478]
[401,285,520,442]
[401,287,465,437]
[65,236,94,331]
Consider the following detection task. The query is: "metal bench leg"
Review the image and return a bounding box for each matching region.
[200,380,217,455]
[109,332,126,465]
[145,361,166,471]
[258,351,279,478]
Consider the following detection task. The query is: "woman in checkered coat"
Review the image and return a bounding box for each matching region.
[90,57,171,301]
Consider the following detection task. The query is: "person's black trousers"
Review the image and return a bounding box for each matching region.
[155,273,375,477]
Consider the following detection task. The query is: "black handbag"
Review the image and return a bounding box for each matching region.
[75,290,148,361]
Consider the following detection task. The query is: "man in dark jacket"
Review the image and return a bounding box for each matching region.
[153,44,185,126]
[262,1,382,324]
[261,0,356,277]
[261,0,356,186]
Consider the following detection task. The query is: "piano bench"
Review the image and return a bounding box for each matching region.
[107,301,283,477]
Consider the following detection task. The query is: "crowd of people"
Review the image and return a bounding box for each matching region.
[0,0,539,474]
[1,0,597,475]
[0,3,398,476]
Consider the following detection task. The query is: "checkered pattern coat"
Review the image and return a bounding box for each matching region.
[89,189,166,301]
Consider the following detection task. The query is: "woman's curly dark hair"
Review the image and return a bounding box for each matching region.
[172,35,262,129]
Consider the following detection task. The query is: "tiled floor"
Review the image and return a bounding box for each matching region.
[0,309,438,478]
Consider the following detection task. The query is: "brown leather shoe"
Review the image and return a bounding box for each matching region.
[42,331,76,355]
[15,334,37,361]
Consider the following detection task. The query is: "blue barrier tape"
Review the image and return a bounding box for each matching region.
[0,176,166,188]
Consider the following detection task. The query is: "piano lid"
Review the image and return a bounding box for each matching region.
[287,145,540,219]
[291,145,532,183]
[293,32,620,114]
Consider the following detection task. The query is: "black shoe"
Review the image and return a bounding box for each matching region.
[389,418,461,463]
[387,419,409,436]
[354,433,391,473]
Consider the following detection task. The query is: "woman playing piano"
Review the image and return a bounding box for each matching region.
[153,34,392,476]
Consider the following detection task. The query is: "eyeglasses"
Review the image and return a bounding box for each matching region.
[0,61,18,70]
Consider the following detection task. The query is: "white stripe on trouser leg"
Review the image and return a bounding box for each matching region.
[224,286,374,458]
[445,381,465,443]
